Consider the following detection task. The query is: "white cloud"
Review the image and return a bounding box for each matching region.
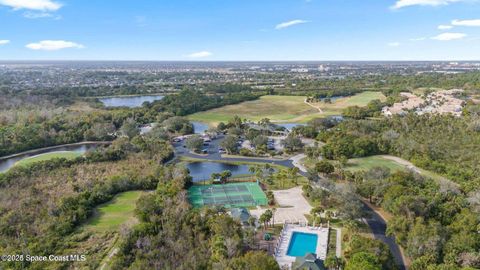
[431,32,467,40]
[0,0,62,11]
[25,40,84,51]
[186,51,212,58]
[275,19,308,30]
[23,11,60,19]
[392,0,463,9]
[452,19,480,26]
[410,37,427,41]
[0,40,10,45]
[388,42,401,47]
[438,24,453,30]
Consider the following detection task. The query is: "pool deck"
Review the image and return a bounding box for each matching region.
[274,224,329,269]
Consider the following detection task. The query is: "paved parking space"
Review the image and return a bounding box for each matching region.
[250,186,311,224]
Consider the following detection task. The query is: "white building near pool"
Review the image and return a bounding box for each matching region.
[274,223,329,269]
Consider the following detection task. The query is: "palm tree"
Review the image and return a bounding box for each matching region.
[325,210,334,227]
[249,165,263,183]
[271,207,277,226]
[264,209,273,227]
[276,170,289,189]
[259,211,273,230]
[288,167,300,185]
[310,206,324,226]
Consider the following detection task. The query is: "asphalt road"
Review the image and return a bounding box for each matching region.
[362,203,407,270]
[173,134,296,168]
[173,135,407,269]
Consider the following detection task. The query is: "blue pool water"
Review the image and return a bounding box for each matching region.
[286,232,318,257]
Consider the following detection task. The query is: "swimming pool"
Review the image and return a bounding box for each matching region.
[286,232,318,257]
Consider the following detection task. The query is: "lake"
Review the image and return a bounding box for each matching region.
[99,95,164,108]
[276,123,306,131]
[0,143,101,173]
[186,162,252,182]
[192,122,209,134]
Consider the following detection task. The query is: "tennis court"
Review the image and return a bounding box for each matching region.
[188,182,268,208]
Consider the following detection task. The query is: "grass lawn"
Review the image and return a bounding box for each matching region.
[15,151,82,167]
[309,91,386,116]
[264,174,309,190]
[189,95,318,125]
[345,156,406,172]
[342,91,387,106]
[84,191,145,233]
[345,155,447,183]
[188,92,386,126]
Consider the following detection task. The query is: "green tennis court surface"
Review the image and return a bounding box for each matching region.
[188,182,268,208]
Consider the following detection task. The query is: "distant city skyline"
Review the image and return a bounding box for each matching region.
[1,0,480,61]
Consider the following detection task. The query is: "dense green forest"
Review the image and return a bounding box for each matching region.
[352,169,480,269]
[316,107,480,269]
[110,165,279,270]
[0,133,281,270]
[0,136,174,269]
[320,112,480,192]
[290,72,480,94]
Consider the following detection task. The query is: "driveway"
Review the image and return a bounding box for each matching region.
[290,154,307,172]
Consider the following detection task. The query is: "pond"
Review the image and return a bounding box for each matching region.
[192,121,209,134]
[99,95,164,108]
[276,123,306,131]
[0,143,101,173]
[329,115,344,121]
[320,96,344,102]
[186,162,253,182]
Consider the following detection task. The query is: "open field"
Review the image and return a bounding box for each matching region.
[84,191,145,232]
[15,151,82,167]
[189,95,318,124]
[345,156,406,172]
[188,92,386,125]
[345,155,448,183]
[308,91,387,116]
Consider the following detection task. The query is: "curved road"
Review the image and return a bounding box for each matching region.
[173,134,295,168]
[362,204,407,270]
[174,135,407,270]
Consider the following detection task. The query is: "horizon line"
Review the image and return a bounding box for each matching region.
[1,59,480,62]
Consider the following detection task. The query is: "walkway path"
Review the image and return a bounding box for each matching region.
[335,228,342,257]
[290,154,307,173]
[380,154,457,188]
[304,98,324,113]
[380,155,421,173]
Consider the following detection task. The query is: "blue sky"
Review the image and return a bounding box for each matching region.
[0,0,480,60]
